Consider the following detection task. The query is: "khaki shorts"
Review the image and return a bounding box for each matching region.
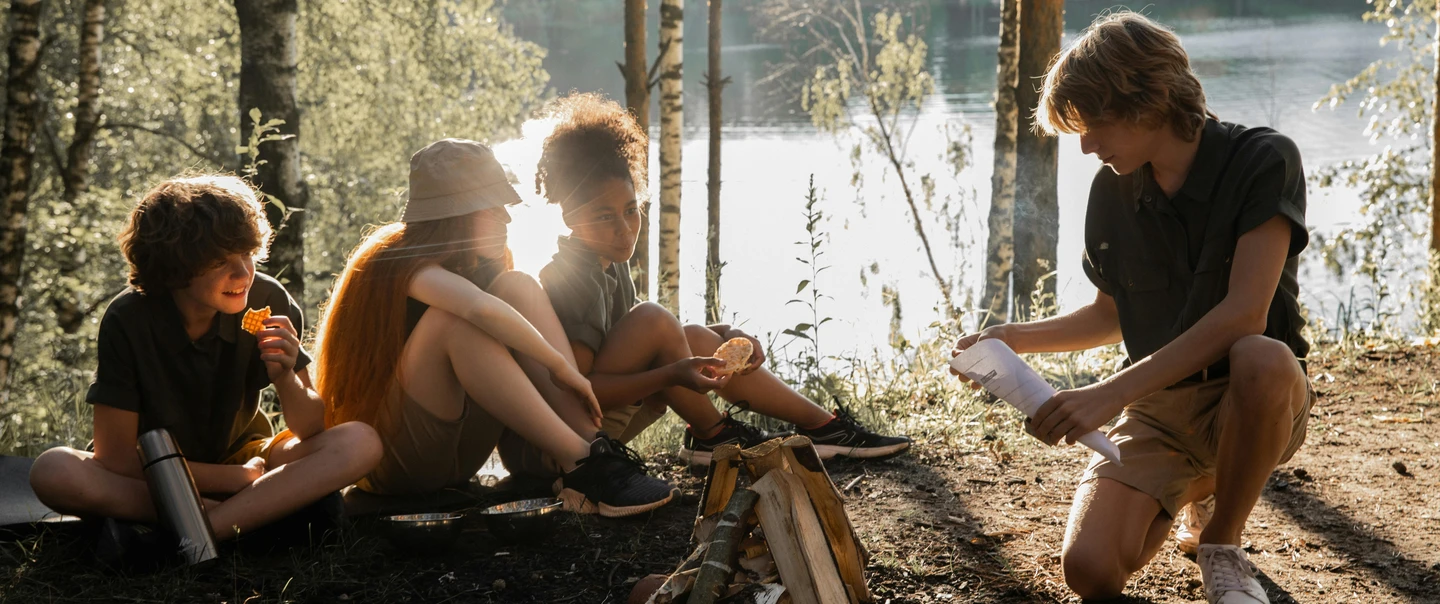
[498,400,667,478]
[221,428,298,466]
[1081,376,1314,518]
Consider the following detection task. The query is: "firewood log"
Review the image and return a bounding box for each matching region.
[695,443,743,543]
[752,471,849,604]
[690,488,761,604]
[780,437,871,603]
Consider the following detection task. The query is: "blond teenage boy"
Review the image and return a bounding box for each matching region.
[953,13,1312,603]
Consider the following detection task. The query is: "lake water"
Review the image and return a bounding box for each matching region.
[496,2,1400,360]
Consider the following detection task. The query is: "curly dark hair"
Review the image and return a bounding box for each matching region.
[534,92,648,213]
[119,175,273,294]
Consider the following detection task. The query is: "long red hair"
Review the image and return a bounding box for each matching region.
[315,213,511,434]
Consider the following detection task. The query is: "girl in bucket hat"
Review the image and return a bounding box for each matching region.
[314,138,677,517]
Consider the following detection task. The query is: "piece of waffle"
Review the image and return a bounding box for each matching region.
[241,306,272,336]
[714,337,754,376]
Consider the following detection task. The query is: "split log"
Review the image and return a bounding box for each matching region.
[695,443,743,543]
[780,438,871,602]
[690,488,760,604]
[752,471,848,604]
[740,437,786,478]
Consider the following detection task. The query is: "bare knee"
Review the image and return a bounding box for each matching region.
[30,447,95,510]
[1062,544,1129,601]
[325,421,383,476]
[683,323,722,354]
[487,270,543,303]
[1228,335,1303,411]
[630,301,685,337]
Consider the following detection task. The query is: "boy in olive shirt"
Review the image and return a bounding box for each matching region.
[30,175,381,544]
[953,13,1312,604]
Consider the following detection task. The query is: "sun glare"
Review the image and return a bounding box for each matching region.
[493,117,567,276]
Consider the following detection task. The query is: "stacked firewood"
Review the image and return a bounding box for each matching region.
[637,436,872,604]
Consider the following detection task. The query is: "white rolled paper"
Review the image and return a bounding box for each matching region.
[950,339,1123,466]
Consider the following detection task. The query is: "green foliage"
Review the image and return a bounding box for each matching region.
[1,0,549,455]
[781,175,837,397]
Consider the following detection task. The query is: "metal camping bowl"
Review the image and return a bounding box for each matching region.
[379,512,465,552]
[478,497,563,543]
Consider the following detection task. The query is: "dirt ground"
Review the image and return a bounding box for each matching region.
[2,344,1437,603]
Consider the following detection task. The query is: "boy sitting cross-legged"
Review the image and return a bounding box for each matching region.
[29,175,382,551]
[497,93,910,478]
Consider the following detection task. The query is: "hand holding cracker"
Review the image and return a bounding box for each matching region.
[241,306,272,335]
[714,337,754,376]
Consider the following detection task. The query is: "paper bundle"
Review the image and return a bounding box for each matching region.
[950,339,1123,466]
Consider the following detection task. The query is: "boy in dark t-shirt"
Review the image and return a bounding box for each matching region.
[29,176,380,543]
[952,13,1312,604]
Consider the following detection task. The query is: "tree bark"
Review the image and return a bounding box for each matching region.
[704,0,725,325]
[54,0,107,334]
[981,0,1019,330]
[657,0,683,315]
[236,0,308,303]
[0,0,46,397]
[1013,0,1062,318]
[1431,0,1440,253]
[622,0,652,299]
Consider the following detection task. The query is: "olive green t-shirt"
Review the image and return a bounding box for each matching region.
[538,236,636,353]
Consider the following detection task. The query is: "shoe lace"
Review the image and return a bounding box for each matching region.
[832,397,867,430]
[1205,547,1257,596]
[723,415,766,441]
[579,437,651,476]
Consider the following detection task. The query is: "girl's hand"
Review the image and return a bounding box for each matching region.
[233,456,266,492]
[257,315,301,383]
[722,329,766,374]
[949,325,1009,389]
[1028,383,1128,446]
[669,357,733,393]
[551,365,603,429]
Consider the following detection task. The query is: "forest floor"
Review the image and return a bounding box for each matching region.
[1,344,1437,603]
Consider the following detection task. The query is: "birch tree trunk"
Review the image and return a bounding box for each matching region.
[1431,0,1440,252]
[236,0,308,303]
[981,0,1019,330]
[622,0,652,299]
[704,0,726,325]
[54,0,106,334]
[657,0,683,314]
[0,0,46,396]
[1012,0,1062,318]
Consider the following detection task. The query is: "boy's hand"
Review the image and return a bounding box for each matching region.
[721,328,765,374]
[949,325,1009,389]
[550,365,604,429]
[235,456,266,492]
[669,357,733,393]
[257,315,301,382]
[1028,383,1127,447]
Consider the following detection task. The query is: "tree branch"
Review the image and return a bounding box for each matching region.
[100,122,226,167]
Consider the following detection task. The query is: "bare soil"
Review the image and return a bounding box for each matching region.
[2,345,1436,603]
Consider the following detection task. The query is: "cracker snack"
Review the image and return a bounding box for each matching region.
[714,337,754,376]
[241,306,272,336]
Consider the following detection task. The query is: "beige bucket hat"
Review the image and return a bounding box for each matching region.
[401,138,521,223]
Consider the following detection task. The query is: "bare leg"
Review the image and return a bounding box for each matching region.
[488,270,600,438]
[683,324,834,427]
[1061,478,1172,600]
[401,307,592,470]
[591,302,727,433]
[1201,335,1308,546]
[30,422,382,541]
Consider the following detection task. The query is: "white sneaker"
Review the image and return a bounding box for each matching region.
[1175,495,1215,554]
[1197,544,1268,604]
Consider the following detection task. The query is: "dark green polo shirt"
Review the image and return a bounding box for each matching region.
[1080,119,1309,380]
[538,236,636,353]
[86,273,312,464]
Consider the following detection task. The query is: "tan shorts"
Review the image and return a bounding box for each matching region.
[1081,376,1314,518]
[498,400,667,478]
[221,428,298,465]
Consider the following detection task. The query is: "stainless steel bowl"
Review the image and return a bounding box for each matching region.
[379,512,464,552]
[477,497,563,543]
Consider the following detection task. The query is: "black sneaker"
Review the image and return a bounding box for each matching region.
[558,434,677,518]
[679,415,791,466]
[95,517,172,572]
[796,404,911,460]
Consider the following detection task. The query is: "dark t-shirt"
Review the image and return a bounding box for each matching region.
[85,273,312,464]
[538,236,636,353]
[1080,119,1309,380]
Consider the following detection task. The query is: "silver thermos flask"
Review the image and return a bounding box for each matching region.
[137,428,218,565]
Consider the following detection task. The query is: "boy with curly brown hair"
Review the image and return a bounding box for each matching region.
[29,175,381,553]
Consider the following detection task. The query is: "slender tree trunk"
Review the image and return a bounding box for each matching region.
[622,0,652,299]
[1431,0,1440,252]
[657,0,683,314]
[54,0,106,335]
[981,0,1019,330]
[236,0,308,303]
[0,0,46,396]
[1013,0,1062,318]
[704,0,726,325]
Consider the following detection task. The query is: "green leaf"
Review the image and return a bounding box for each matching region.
[796,280,810,294]
[248,107,262,123]
[782,329,813,341]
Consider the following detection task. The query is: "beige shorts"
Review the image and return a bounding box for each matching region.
[222,428,298,466]
[1081,376,1314,518]
[498,400,668,478]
